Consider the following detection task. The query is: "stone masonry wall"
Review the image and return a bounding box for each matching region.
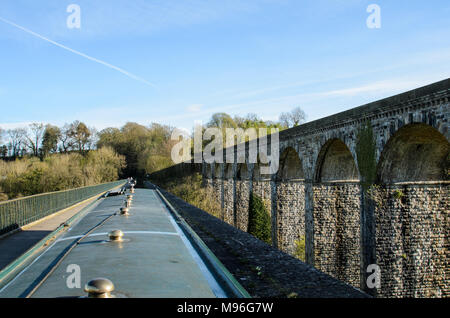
[213,178,222,212]
[223,179,235,226]
[275,181,306,255]
[252,180,272,210]
[235,180,250,232]
[374,184,449,298]
[313,183,361,288]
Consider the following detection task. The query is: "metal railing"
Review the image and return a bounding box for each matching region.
[0,180,126,236]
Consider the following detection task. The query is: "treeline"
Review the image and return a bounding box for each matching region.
[205,107,306,131]
[0,107,307,201]
[96,107,306,177]
[97,122,176,177]
[0,148,125,201]
[0,121,125,202]
[0,121,96,158]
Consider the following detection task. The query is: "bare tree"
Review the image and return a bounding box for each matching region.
[59,123,75,153]
[24,123,45,156]
[279,106,307,128]
[7,128,27,157]
[86,126,98,151]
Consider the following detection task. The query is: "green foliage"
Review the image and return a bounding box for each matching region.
[98,122,175,177]
[155,173,222,218]
[293,236,306,261]
[356,121,377,190]
[0,148,125,201]
[248,193,272,245]
[41,124,61,155]
[393,189,404,200]
[68,121,92,152]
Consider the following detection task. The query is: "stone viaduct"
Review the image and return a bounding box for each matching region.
[150,78,449,298]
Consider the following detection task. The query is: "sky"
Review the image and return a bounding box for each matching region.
[0,0,449,133]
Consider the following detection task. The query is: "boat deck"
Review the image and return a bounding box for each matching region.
[0,189,228,298]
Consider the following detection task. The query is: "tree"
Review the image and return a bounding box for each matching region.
[7,128,27,158]
[24,123,45,156]
[279,106,307,128]
[68,121,91,153]
[42,125,61,156]
[59,123,75,152]
[0,145,7,158]
[86,126,98,151]
[97,127,121,149]
[97,122,176,177]
[206,113,237,129]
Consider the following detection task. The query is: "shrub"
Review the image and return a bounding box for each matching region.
[0,186,8,202]
[293,236,306,261]
[248,193,272,244]
[0,149,125,200]
[159,173,222,219]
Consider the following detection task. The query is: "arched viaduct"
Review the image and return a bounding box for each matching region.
[154,79,449,297]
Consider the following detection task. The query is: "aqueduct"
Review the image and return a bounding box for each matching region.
[151,78,449,297]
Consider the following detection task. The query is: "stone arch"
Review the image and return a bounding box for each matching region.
[277,147,305,181]
[205,163,213,179]
[274,147,307,257]
[253,153,272,181]
[315,139,359,182]
[214,163,222,179]
[313,139,361,287]
[224,163,234,179]
[373,123,449,297]
[377,123,449,183]
[236,163,250,180]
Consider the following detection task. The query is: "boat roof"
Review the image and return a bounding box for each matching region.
[0,189,233,298]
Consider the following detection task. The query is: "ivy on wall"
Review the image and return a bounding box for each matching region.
[248,193,272,245]
[356,121,377,190]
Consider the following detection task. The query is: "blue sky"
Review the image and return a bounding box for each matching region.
[0,0,449,132]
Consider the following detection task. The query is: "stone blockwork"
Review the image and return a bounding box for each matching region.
[150,79,450,297]
[313,183,361,287]
[373,183,449,298]
[222,179,234,225]
[157,186,369,298]
[235,180,250,232]
[275,181,305,255]
[252,180,272,211]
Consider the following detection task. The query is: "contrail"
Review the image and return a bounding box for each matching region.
[0,17,156,88]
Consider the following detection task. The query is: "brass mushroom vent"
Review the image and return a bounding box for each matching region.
[108,230,124,242]
[84,278,115,298]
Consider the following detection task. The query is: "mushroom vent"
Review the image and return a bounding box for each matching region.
[108,230,124,242]
[84,278,115,298]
